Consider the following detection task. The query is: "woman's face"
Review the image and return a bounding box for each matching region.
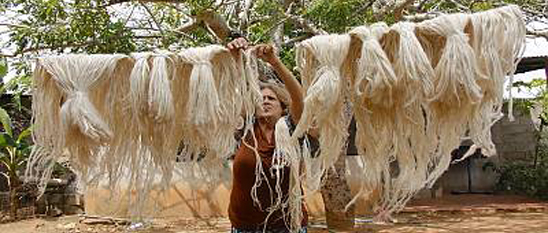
[257,88,284,121]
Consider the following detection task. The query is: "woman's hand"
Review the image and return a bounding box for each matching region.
[254,44,280,65]
[227,37,248,58]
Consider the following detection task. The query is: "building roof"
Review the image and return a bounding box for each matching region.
[516,55,548,74]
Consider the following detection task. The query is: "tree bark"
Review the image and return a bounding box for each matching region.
[320,100,355,231]
[320,148,355,231]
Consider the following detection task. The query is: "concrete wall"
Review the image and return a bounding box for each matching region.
[437,107,537,194]
[84,177,381,218]
[492,110,537,161]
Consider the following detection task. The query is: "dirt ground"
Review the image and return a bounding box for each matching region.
[1,194,548,233]
[1,211,548,233]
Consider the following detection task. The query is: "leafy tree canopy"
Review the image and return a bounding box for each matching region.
[1,0,547,94]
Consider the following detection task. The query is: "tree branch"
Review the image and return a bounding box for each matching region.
[134,35,163,39]
[521,6,548,20]
[0,23,29,29]
[373,0,415,21]
[104,0,231,41]
[272,0,297,51]
[140,2,165,35]
[1,40,99,58]
[447,0,470,12]
[284,12,326,35]
[403,12,440,22]
[239,0,254,31]
[104,0,186,7]
[176,20,200,33]
[128,26,195,40]
[350,0,376,19]
[283,34,312,46]
[195,10,232,41]
[393,0,416,21]
[527,28,548,41]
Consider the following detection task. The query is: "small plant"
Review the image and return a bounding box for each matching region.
[493,78,548,200]
[0,107,32,220]
[494,159,548,200]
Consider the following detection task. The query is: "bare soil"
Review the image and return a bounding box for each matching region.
[1,211,548,233]
[1,194,547,233]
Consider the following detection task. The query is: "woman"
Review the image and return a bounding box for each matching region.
[227,38,307,233]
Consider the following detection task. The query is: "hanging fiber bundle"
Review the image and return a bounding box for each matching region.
[373,22,436,216]
[176,45,258,192]
[347,23,397,205]
[466,5,526,158]
[346,5,525,220]
[126,51,181,193]
[27,54,132,193]
[178,45,242,160]
[415,14,483,187]
[273,117,303,232]
[294,34,352,192]
[174,48,262,191]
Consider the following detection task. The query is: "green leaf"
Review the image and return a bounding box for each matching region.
[0,107,13,137]
[17,125,33,143]
[0,132,15,148]
[0,58,7,78]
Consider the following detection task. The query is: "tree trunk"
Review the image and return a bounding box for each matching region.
[320,147,355,231]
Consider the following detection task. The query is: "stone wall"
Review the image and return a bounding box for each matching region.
[492,110,537,161]
[436,106,537,194]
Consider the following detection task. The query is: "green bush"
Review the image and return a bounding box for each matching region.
[495,159,548,200]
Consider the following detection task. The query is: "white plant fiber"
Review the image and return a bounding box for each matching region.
[416,14,482,188]
[373,22,435,216]
[27,54,131,194]
[294,34,352,194]
[466,5,526,158]
[347,23,397,208]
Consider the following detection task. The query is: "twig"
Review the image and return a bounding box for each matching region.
[284,12,326,35]
[134,35,163,39]
[447,0,470,12]
[349,0,376,20]
[393,0,416,21]
[140,2,165,35]
[129,26,195,40]
[373,0,415,21]
[283,34,313,46]
[1,40,99,58]
[403,12,440,22]
[176,20,199,33]
[101,0,186,8]
[239,0,254,30]
[0,23,29,29]
[122,5,137,27]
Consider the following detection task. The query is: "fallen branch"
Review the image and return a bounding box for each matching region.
[79,214,131,225]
